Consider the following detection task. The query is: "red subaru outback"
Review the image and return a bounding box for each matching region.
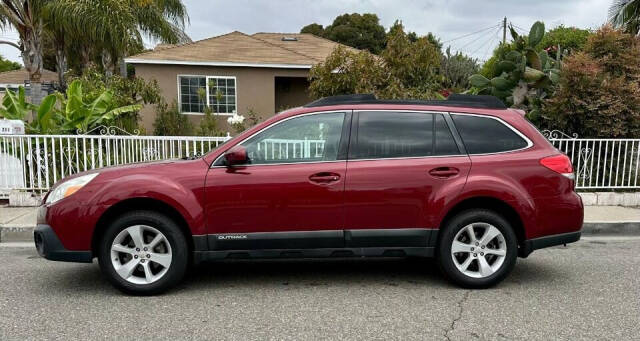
[35,94,583,295]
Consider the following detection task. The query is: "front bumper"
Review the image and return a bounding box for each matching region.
[519,231,581,257]
[34,224,92,263]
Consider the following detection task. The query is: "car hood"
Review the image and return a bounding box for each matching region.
[56,158,205,183]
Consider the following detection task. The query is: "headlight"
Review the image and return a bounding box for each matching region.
[45,173,99,204]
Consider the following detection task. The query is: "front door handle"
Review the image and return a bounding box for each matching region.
[428,167,460,178]
[309,172,341,184]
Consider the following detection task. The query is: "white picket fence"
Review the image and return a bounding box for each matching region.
[548,138,640,189]
[0,133,231,196]
[0,130,639,195]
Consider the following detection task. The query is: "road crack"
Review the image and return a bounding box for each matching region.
[444,290,471,341]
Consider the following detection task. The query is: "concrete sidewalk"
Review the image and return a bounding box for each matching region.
[1,204,639,242]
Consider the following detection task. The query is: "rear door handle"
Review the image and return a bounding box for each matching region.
[309,172,341,184]
[428,167,460,178]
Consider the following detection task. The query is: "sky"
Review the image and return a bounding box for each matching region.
[0,0,612,65]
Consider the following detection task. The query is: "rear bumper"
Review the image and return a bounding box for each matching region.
[519,231,581,257]
[34,224,92,263]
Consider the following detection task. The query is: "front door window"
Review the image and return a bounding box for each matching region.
[238,112,345,165]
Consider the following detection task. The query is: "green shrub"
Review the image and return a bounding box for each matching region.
[70,67,161,133]
[152,100,193,136]
[440,47,479,91]
[543,26,640,138]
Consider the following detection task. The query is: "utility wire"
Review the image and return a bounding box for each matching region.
[469,25,502,57]
[441,22,501,44]
[451,24,501,59]
[481,26,503,61]
[448,23,501,54]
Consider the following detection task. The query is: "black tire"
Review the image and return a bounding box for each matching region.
[97,210,189,295]
[437,209,517,288]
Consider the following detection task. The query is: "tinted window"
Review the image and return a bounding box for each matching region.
[435,114,460,155]
[355,111,433,159]
[452,115,528,154]
[240,113,345,164]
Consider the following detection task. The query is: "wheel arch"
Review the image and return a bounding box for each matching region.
[438,196,526,251]
[91,197,194,257]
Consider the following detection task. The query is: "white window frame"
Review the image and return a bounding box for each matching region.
[177,74,237,116]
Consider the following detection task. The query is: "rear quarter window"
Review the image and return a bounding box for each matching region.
[451,114,529,154]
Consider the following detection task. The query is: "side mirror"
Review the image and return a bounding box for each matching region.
[223,146,248,166]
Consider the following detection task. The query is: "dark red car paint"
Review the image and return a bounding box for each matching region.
[42,103,583,252]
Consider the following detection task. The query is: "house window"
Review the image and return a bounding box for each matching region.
[208,77,236,114]
[178,75,237,115]
[179,76,206,113]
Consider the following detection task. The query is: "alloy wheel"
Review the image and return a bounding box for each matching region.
[450,223,507,278]
[110,225,172,285]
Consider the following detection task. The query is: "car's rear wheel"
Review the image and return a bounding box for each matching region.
[97,211,188,295]
[437,209,517,288]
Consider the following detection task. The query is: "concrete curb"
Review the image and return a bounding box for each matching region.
[1,222,639,243]
[581,222,640,236]
[0,225,34,243]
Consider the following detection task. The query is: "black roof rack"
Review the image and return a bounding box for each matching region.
[304,93,507,109]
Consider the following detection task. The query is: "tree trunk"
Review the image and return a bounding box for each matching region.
[21,22,44,120]
[119,55,127,77]
[55,47,67,89]
[101,50,115,78]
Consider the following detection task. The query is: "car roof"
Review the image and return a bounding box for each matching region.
[304,94,507,110]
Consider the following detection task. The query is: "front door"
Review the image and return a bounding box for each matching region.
[344,111,471,247]
[204,111,349,250]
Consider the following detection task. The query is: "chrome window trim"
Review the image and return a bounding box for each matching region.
[211,110,348,168]
[449,112,534,156]
[346,154,469,162]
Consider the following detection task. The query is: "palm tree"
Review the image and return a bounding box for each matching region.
[609,0,640,34]
[0,0,48,110]
[49,0,190,79]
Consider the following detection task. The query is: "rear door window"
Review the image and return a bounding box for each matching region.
[353,111,460,159]
[451,114,529,154]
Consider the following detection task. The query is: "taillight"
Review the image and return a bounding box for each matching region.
[540,154,574,179]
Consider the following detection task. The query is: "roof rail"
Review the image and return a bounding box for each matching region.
[304,93,507,109]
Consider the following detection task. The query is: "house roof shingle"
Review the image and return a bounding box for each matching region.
[0,68,57,84]
[125,31,359,68]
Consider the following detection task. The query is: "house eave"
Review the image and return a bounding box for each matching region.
[124,58,313,69]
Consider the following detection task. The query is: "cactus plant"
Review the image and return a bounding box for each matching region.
[468,21,567,120]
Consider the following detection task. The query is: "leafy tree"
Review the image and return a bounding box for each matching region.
[309,22,441,100]
[543,26,640,137]
[300,23,324,36]
[0,54,21,72]
[405,31,442,50]
[320,13,386,54]
[540,25,591,59]
[609,0,640,34]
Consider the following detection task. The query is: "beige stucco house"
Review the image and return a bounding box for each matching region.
[0,68,58,102]
[125,31,357,133]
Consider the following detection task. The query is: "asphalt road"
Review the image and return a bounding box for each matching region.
[1,238,639,340]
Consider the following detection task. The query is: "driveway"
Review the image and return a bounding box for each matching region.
[1,238,639,340]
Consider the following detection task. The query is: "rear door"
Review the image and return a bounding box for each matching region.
[344,111,471,247]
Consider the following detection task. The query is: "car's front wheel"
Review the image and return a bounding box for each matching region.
[97,211,188,295]
[437,209,517,288]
